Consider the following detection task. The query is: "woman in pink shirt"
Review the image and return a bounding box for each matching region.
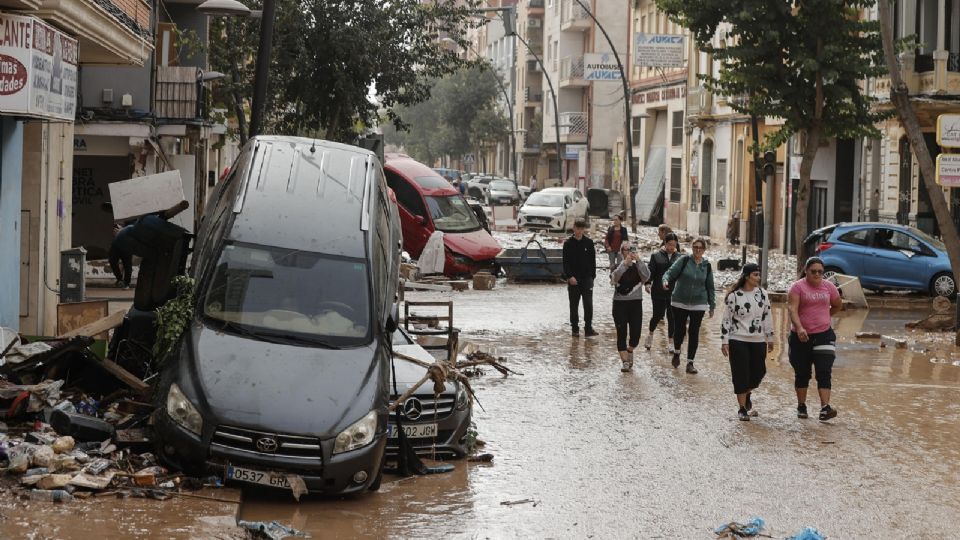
[787,257,843,421]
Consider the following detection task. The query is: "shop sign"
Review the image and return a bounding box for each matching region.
[633,33,684,68]
[584,53,621,81]
[936,154,960,187]
[937,114,960,148]
[0,14,78,121]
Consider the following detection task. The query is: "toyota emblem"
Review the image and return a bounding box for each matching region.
[402,397,423,421]
[255,437,279,453]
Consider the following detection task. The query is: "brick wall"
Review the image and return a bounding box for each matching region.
[108,0,152,33]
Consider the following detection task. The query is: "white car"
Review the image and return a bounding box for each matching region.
[518,188,589,232]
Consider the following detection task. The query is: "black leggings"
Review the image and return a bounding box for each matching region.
[648,296,674,338]
[728,340,767,394]
[613,300,643,352]
[672,307,706,360]
[788,329,837,389]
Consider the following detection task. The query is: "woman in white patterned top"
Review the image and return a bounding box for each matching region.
[720,263,775,421]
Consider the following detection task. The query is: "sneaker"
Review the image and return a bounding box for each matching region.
[621,360,633,372]
[584,328,599,338]
[686,361,698,374]
[115,279,124,288]
[571,327,579,337]
[797,404,808,419]
[745,394,759,417]
[671,353,681,368]
[738,407,750,421]
[643,333,653,350]
[819,405,838,421]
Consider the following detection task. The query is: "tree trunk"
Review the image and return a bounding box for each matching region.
[879,0,960,344]
[794,124,822,275]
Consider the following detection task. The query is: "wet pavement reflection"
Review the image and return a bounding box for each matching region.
[231,279,960,538]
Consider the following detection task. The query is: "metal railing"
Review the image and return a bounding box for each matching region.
[559,111,588,137]
[560,0,589,26]
[559,55,585,82]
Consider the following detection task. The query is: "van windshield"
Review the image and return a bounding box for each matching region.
[203,242,371,347]
[424,195,481,233]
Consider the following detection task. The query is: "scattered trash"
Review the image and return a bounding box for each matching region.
[854,332,881,339]
[237,520,309,540]
[787,527,825,540]
[286,474,308,502]
[500,498,537,507]
[28,489,74,503]
[467,453,494,463]
[714,516,766,538]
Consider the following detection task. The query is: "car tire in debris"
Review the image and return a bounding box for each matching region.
[930,272,957,299]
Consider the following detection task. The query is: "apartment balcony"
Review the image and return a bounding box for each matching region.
[560,0,590,32]
[874,51,960,99]
[524,87,543,104]
[559,56,588,88]
[685,87,713,118]
[34,0,153,65]
[521,133,541,154]
[558,111,587,144]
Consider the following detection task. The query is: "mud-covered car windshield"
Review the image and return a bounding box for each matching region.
[525,193,564,207]
[425,195,481,233]
[203,242,370,346]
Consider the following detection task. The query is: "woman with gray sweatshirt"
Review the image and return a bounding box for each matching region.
[611,242,651,372]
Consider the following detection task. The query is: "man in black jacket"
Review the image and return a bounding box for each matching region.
[563,220,597,337]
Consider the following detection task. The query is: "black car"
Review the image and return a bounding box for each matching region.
[154,136,402,495]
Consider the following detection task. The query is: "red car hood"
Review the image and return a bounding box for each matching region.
[444,228,502,261]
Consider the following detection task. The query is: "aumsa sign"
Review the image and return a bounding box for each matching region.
[633,33,684,68]
[583,53,621,81]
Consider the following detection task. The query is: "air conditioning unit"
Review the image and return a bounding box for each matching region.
[528,18,542,28]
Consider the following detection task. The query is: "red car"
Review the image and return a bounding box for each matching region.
[384,154,501,276]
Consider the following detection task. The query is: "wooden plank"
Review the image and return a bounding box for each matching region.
[403,282,452,292]
[57,309,125,339]
[99,359,150,393]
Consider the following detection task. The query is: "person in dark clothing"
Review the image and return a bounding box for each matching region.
[603,214,629,275]
[644,232,680,351]
[109,222,135,288]
[563,219,597,337]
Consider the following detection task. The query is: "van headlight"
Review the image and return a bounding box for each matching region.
[455,385,469,411]
[333,410,378,455]
[166,383,203,435]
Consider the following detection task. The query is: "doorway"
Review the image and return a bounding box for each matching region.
[700,139,713,235]
[897,137,911,225]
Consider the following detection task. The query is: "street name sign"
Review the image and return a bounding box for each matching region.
[584,53,621,81]
[936,154,960,187]
[633,33,684,68]
[937,114,960,148]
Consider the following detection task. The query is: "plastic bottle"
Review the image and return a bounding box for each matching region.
[29,489,74,503]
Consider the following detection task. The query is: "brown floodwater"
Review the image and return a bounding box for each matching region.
[7,280,960,538]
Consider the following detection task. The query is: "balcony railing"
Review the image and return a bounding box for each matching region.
[560,0,590,31]
[524,87,543,103]
[559,111,588,142]
[559,55,587,87]
[949,53,960,73]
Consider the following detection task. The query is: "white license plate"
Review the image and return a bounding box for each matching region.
[226,465,291,489]
[387,423,438,439]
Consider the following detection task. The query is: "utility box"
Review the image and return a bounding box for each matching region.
[60,247,87,304]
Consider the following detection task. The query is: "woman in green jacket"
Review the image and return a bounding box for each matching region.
[661,238,715,374]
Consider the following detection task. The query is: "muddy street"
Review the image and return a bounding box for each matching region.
[233,278,960,539]
[4,278,960,539]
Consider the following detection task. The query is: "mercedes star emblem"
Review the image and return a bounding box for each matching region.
[402,397,423,421]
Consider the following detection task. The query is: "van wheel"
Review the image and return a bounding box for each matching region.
[930,272,957,299]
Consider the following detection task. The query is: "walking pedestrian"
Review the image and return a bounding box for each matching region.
[562,219,597,338]
[529,174,538,192]
[603,215,628,276]
[644,232,680,351]
[720,263,774,421]
[661,238,715,374]
[787,256,842,421]
[612,242,650,372]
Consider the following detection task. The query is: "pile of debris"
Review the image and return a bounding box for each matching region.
[0,328,214,504]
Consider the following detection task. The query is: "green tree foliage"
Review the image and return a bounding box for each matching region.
[655,0,889,264]
[208,0,479,144]
[384,66,509,165]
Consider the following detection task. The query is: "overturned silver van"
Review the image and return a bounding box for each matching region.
[154,136,401,494]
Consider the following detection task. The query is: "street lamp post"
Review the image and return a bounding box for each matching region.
[571,0,636,231]
[198,0,275,139]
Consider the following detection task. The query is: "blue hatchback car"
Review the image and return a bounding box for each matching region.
[805,222,956,298]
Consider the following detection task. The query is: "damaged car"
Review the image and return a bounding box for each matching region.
[154,136,401,495]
